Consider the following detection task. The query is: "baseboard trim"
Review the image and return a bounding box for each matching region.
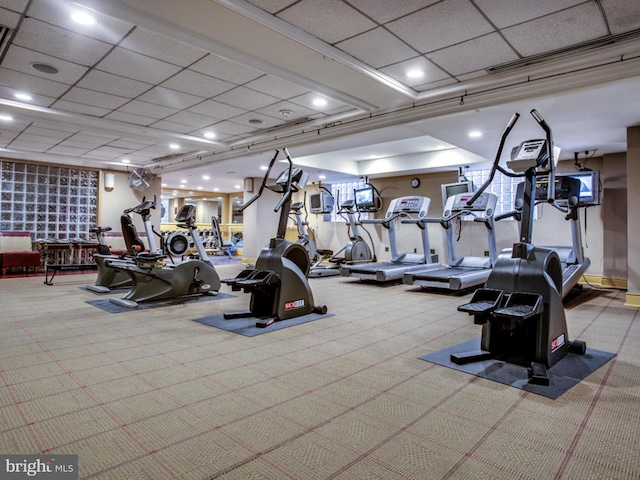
[582,274,627,289]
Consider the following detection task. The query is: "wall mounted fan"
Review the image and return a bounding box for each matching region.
[128,168,155,191]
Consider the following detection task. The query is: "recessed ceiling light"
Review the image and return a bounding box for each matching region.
[248,119,264,125]
[312,98,328,107]
[0,114,13,121]
[70,11,96,25]
[31,63,59,75]
[406,69,424,78]
[204,131,216,139]
[169,143,180,149]
[202,175,210,180]
[319,174,326,179]
[180,179,187,184]
[161,183,167,187]
[14,93,32,101]
[234,185,241,189]
[197,186,203,190]
[469,131,482,138]
[214,188,220,192]
[121,159,130,164]
[260,166,268,170]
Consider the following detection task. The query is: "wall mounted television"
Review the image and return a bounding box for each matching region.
[440,181,473,207]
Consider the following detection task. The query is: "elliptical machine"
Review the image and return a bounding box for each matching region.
[86,199,156,293]
[222,148,327,327]
[106,203,221,308]
[451,110,586,386]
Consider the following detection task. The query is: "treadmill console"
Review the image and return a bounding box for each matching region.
[444,192,497,218]
[386,196,430,219]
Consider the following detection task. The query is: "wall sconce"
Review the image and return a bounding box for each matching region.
[244,177,254,193]
[104,172,115,192]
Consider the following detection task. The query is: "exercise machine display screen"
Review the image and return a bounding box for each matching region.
[355,187,375,211]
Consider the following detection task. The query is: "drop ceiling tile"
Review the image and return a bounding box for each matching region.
[76,70,153,98]
[117,100,178,120]
[346,0,439,24]
[190,54,264,84]
[245,0,298,14]
[277,0,376,44]
[13,18,112,65]
[244,75,310,100]
[162,111,217,129]
[147,120,194,134]
[107,139,156,149]
[0,7,22,29]
[600,0,640,34]
[85,146,132,159]
[63,132,118,145]
[119,27,208,67]
[207,120,253,136]
[474,0,587,29]
[95,47,182,84]
[187,100,248,120]
[288,92,347,112]
[11,134,59,148]
[60,87,129,110]
[335,27,417,68]
[161,70,235,98]
[0,68,69,98]
[22,125,77,139]
[46,146,90,156]
[0,86,55,107]
[51,100,111,117]
[379,56,450,87]
[428,33,518,76]
[6,142,49,152]
[1,0,29,11]
[137,86,204,110]
[25,0,133,44]
[502,2,608,57]
[2,45,89,84]
[104,110,156,126]
[386,0,495,53]
[214,86,279,110]
[256,100,317,121]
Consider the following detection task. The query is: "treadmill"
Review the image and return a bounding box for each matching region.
[515,172,592,298]
[340,196,439,282]
[403,192,498,291]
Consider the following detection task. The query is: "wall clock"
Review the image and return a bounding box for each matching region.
[411,177,420,188]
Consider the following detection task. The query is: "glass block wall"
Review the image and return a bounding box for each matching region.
[0,160,99,241]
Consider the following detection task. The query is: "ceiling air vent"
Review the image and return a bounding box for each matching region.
[0,25,14,65]
[487,28,640,73]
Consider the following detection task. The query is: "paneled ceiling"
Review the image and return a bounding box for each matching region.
[1,0,639,194]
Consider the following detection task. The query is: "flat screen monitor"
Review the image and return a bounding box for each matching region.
[309,191,335,214]
[354,186,375,211]
[564,170,601,206]
[441,181,473,206]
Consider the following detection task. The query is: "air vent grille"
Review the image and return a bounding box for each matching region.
[0,25,13,65]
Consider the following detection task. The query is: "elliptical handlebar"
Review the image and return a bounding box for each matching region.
[466,112,520,206]
[273,148,294,213]
[530,109,556,203]
[239,150,280,213]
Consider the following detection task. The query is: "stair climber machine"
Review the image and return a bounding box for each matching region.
[340,195,438,283]
[402,191,498,291]
[86,198,158,293]
[105,203,221,308]
[222,149,327,328]
[451,110,586,386]
[309,197,377,278]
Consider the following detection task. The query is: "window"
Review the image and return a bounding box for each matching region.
[329,179,370,222]
[466,169,534,219]
[1,161,98,240]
